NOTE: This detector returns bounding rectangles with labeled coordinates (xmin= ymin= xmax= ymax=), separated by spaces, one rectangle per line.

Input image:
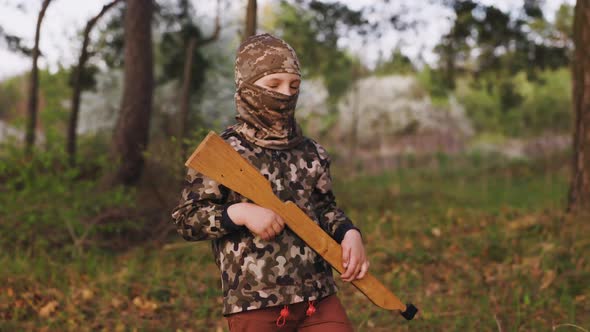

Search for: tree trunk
xmin=445 ymin=42 xmax=456 ymax=90
xmin=25 ymin=0 xmax=52 ymax=157
xmin=108 ymin=0 xmax=154 ymax=186
xmin=567 ymin=0 xmax=590 ymax=214
xmin=178 ymin=37 xmax=197 ymax=158
xmin=68 ymin=0 xmax=121 ymax=167
xmin=244 ymin=0 xmax=257 ymax=41
xmin=349 ymin=81 xmax=360 ymax=162
xmin=177 ymin=0 xmax=221 ymax=158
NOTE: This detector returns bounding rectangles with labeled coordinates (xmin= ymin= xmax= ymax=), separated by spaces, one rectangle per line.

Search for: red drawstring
xmin=276 ymin=305 xmax=289 ymax=327
xmin=306 ymin=300 xmax=316 ymax=317
xmin=275 ymin=300 xmax=316 ymax=327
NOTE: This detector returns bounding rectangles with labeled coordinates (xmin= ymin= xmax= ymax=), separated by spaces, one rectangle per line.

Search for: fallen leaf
xmin=540 ymin=242 xmax=555 ymax=252
xmin=14 ymin=299 xmax=24 ymax=308
xmin=115 ymin=322 xmax=126 ymax=332
xmin=39 ymin=300 xmax=59 ymax=318
xmin=81 ymin=288 xmax=94 ymax=301
xmin=446 ymin=208 xmax=454 ymax=219
xmin=431 ymin=227 xmax=441 ymax=237
xmin=540 ymin=270 xmax=556 ymax=290
xmin=508 ymin=215 xmax=537 ymax=231
xmin=46 ymin=288 xmax=64 ymax=299
xmin=426 ymin=282 xmax=441 ymax=296
xmin=521 ymin=257 xmax=541 ymax=270
xmin=403 ymin=240 xmax=413 ymax=250
xmin=132 ymin=296 xmax=142 ymax=307
xmin=111 ymin=297 xmax=124 ymax=309
xmin=132 ymin=296 xmax=158 ymax=311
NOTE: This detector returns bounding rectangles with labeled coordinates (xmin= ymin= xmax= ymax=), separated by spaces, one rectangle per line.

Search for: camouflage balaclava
xmin=233 ymin=33 xmax=304 ymax=150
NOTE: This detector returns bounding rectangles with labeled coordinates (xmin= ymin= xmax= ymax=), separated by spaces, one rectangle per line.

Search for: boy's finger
xmin=275 ymin=216 xmax=285 ymax=227
xmin=357 ymin=261 xmax=369 ymax=279
xmin=351 ymin=262 xmax=362 ymax=280
xmin=341 ymin=261 xmax=352 ymax=279
xmin=271 ymin=221 xmax=282 ymax=234
xmin=342 ymin=246 xmax=351 ymax=269
xmin=341 ymin=268 xmax=351 ymax=281
xmin=276 ymin=218 xmax=285 ymax=230
xmin=264 ymin=229 xmax=274 ymax=240
xmin=342 ymin=257 xmax=358 ymax=281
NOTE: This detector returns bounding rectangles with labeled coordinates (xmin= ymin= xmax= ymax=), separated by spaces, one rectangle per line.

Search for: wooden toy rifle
xmin=185 ymin=131 xmax=418 ymax=320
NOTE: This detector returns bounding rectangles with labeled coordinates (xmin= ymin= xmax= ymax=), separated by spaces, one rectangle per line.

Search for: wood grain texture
xmin=185 ymin=131 xmax=409 ymax=311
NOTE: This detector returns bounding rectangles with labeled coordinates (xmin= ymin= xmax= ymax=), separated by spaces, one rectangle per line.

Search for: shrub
xmin=0 ymin=138 xmax=136 ymax=256
xmin=456 ymin=68 xmax=572 ymax=137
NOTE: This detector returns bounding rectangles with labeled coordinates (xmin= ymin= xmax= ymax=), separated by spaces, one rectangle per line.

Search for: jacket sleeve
xmin=311 ymin=142 xmax=361 ymax=244
xmin=171 ymin=167 xmax=245 ymax=241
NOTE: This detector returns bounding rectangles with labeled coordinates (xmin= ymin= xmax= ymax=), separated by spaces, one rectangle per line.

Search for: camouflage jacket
xmin=171 ymin=125 xmax=359 ymax=315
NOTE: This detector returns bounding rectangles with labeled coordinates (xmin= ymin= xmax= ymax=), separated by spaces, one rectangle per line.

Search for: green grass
xmin=1 ymin=154 xmax=589 ymax=331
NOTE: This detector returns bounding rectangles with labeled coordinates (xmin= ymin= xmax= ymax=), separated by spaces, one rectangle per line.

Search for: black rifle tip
xmin=400 ymin=303 xmax=418 ymax=320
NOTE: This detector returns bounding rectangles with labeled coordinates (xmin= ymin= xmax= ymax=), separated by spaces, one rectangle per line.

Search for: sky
xmin=0 ymin=0 xmax=575 ymax=80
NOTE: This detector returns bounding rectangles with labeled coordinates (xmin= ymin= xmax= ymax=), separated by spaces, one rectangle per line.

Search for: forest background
xmin=0 ymin=0 xmax=589 ymax=330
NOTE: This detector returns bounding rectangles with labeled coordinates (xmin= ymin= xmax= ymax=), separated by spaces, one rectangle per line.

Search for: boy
xmin=172 ymin=33 xmax=368 ymax=331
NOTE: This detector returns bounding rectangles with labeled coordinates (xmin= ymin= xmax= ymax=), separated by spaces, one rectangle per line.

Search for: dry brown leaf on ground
xmin=81 ymin=288 xmax=94 ymax=301
xmin=425 ymin=282 xmax=441 ymax=296
xmin=111 ymin=296 xmax=125 ymax=309
xmin=115 ymin=322 xmax=126 ymax=332
xmin=508 ymin=215 xmax=538 ymax=231
xmin=403 ymin=239 xmax=414 ymax=250
xmin=431 ymin=227 xmax=442 ymax=237
xmin=540 ymin=270 xmax=556 ymax=290
xmin=132 ymin=296 xmax=158 ymax=311
xmin=38 ymin=300 xmax=59 ymax=318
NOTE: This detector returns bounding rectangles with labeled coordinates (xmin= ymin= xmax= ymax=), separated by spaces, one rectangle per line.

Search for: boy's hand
xmin=340 ymin=229 xmax=369 ymax=282
xmin=227 ymin=202 xmax=285 ymax=240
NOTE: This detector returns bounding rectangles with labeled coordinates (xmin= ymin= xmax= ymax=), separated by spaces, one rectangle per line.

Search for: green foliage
xmin=0 ymin=75 xmax=22 ymax=119
xmin=427 ymin=1 xmax=573 ymax=138
xmin=157 ymin=0 xmax=207 ymax=90
xmin=373 ymin=48 xmax=415 ymax=76
xmin=95 ymin=5 xmax=125 ymax=68
xmin=456 ymin=68 xmax=571 ymax=137
xmin=517 ymin=68 xmax=572 ymax=134
xmin=68 ymin=64 xmax=99 ymax=92
xmin=436 ymin=1 xmax=571 ymax=90
xmin=145 ymin=126 xmax=211 ymax=177
xmin=0 ymin=25 xmax=31 ymax=55
xmin=0 ymin=69 xmax=74 ymax=154
xmin=272 ymin=1 xmax=369 ymax=104
xmin=159 ymin=25 xmax=207 ymax=89
xmin=38 ymin=68 xmax=72 ymax=149
xmin=554 ymin=3 xmax=574 ymax=40
xmin=458 ymin=82 xmax=502 ymax=132
xmin=0 ymin=139 xmax=136 ymax=256
xmin=416 ymin=65 xmax=449 ymax=106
